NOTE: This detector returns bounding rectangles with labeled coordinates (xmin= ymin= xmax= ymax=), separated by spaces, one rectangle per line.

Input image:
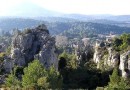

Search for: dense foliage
xmin=106 ymin=68 xmax=130 ymax=89
xmin=58 ymin=52 xmax=112 ymax=89
xmin=5 ymin=60 xmax=63 ymax=89
xmin=113 ymin=33 xmax=130 ymax=51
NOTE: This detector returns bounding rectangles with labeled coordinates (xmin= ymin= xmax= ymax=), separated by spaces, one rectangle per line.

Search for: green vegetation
xmin=59 ymin=51 xmax=78 ymax=69
xmin=105 ymin=68 xmax=130 ymax=90
xmin=5 ymin=67 xmax=21 ymax=89
xmin=5 ymin=45 xmax=11 ymax=55
xmin=58 ymin=51 xmax=111 ymax=89
xmin=22 ymin=60 xmax=46 ymax=88
xmin=1 ymin=21 xmax=130 ymax=89
xmin=0 ymin=18 xmax=130 ymax=36
xmin=5 ymin=60 xmax=63 ymax=89
xmin=0 ymin=52 xmax=5 ymax=62
xmin=22 ymin=28 xmax=32 ymax=34
xmin=113 ymin=33 xmax=130 ymax=51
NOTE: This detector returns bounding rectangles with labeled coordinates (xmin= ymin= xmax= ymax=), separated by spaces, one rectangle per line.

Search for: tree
xmin=118 ymin=78 xmax=128 ymax=90
xmin=108 ymin=68 xmax=120 ymax=88
xmin=58 ymin=57 xmax=67 ymax=71
xmin=113 ymin=33 xmax=130 ymax=51
xmin=22 ymin=60 xmax=63 ymax=89
xmin=59 ymin=52 xmax=78 ymax=69
xmin=5 ymin=66 xmax=21 ymax=89
xmin=47 ymin=66 xmax=63 ymax=89
xmin=37 ymin=77 xmax=49 ymax=89
xmin=22 ymin=60 xmax=46 ymax=89
xmin=106 ymin=68 xmax=130 ymax=89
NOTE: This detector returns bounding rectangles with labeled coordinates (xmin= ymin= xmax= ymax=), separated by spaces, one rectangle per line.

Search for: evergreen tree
xmin=5 ymin=67 xmax=21 ymax=89
xmin=108 ymin=68 xmax=120 ymax=89
xmin=37 ymin=77 xmax=49 ymax=89
xmin=22 ymin=60 xmax=46 ymax=89
xmin=22 ymin=60 xmax=63 ymax=89
xmin=47 ymin=66 xmax=63 ymax=89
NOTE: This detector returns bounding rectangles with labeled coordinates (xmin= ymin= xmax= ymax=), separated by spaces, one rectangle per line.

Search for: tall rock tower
xmin=10 ymin=24 xmax=58 ymax=69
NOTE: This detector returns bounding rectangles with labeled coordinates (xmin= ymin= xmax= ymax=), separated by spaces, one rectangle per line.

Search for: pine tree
xmin=108 ymin=68 xmax=120 ymax=89
xmin=5 ymin=66 xmax=21 ymax=89
xmin=22 ymin=60 xmax=46 ymax=89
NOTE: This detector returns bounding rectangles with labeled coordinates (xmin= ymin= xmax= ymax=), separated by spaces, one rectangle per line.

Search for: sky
xmin=0 ymin=0 xmax=130 ymax=16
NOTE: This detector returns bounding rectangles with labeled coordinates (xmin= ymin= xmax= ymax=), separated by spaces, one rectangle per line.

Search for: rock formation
xmin=107 ymin=47 xmax=120 ymax=67
xmin=9 ymin=24 xmax=58 ymax=70
xmin=93 ymin=40 xmax=130 ymax=78
xmin=119 ymin=51 xmax=130 ymax=78
xmin=93 ymin=41 xmax=106 ymax=68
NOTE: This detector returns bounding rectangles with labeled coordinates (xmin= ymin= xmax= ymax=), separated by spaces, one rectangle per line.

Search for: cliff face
xmin=93 ymin=40 xmax=130 ymax=78
xmin=4 ymin=24 xmax=58 ymax=72
xmin=119 ymin=51 xmax=130 ymax=78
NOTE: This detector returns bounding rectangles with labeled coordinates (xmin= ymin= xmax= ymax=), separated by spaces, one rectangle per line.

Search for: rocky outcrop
xmin=93 ymin=40 xmax=130 ymax=78
xmin=3 ymin=57 xmax=14 ymax=73
xmin=119 ymin=51 xmax=130 ymax=78
xmin=93 ymin=47 xmax=102 ymax=64
xmin=107 ymin=47 xmax=120 ymax=67
xmin=10 ymin=24 xmax=58 ymax=70
xmin=93 ymin=41 xmax=106 ymax=68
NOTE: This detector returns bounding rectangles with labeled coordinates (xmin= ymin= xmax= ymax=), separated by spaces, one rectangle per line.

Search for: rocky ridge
xmin=3 ymin=24 xmax=58 ymax=73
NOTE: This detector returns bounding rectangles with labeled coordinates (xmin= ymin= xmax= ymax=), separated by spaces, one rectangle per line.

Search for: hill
xmin=0 ymin=18 xmax=130 ymax=36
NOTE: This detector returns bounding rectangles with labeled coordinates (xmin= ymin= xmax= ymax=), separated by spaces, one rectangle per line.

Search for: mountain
xmin=0 ymin=18 xmax=44 ymax=32
xmin=3 ymin=2 xmax=130 ymax=22
xmin=105 ymin=15 xmax=130 ymax=22
xmin=0 ymin=18 xmax=130 ymax=36
xmin=4 ymin=2 xmax=62 ymax=17
xmin=61 ymin=14 xmax=112 ymax=21
xmin=61 ymin=14 xmax=130 ymax=22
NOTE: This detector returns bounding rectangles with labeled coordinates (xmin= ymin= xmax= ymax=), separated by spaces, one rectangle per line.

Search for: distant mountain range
xmin=0 ymin=2 xmax=130 ymax=36
xmin=1 ymin=2 xmax=130 ymax=22
xmin=0 ymin=18 xmax=130 ymax=36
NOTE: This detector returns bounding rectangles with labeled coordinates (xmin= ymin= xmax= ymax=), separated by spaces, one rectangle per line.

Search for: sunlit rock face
xmin=119 ymin=51 xmax=130 ymax=78
xmin=93 ymin=41 xmax=105 ymax=68
xmin=93 ymin=40 xmax=130 ymax=78
xmin=10 ymin=24 xmax=58 ymax=69
xmin=93 ymin=40 xmax=120 ymax=68
xmin=107 ymin=47 xmax=120 ymax=67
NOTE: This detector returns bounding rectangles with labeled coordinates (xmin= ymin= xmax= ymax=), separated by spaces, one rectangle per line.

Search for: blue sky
xmin=0 ymin=0 xmax=130 ymax=16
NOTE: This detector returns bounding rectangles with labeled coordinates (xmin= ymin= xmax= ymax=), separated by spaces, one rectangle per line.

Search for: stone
xmin=10 ymin=24 xmax=58 ymax=70
xmin=3 ymin=58 xmax=14 ymax=73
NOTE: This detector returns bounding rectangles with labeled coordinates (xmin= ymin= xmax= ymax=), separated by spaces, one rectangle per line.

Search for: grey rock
xmin=3 ymin=58 xmax=14 ymax=73
xmin=10 ymin=24 xmax=58 ymax=69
